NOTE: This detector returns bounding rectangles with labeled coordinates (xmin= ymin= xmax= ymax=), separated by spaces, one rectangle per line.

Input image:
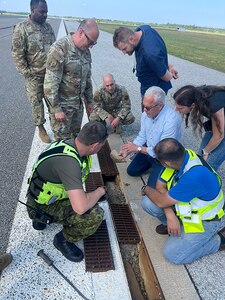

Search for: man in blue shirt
xmin=141 ymin=138 xmax=225 ymax=264
xmin=119 ymin=86 xmax=182 ymax=188
xmin=113 ymin=25 xmax=178 ymax=106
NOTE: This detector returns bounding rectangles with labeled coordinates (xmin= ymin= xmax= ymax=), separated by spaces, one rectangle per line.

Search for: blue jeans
xmin=127 ymin=153 xmax=163 ymax=188
xmin=141 ymin=196 xmax=225 ymax=264
xmin=199 ymin=131 xmax=225 ymax=171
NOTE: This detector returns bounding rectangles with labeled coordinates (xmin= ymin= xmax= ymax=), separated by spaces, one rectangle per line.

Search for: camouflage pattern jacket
xmin=12 ymin=16 xmax=55 ymax=78
xmin=44 ymin=33 xmax=93 ymax=114
xmin=93 ymin=84 xmax=131 ymax=120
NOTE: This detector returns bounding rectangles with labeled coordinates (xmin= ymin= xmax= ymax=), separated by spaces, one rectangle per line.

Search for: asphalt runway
xmin=0 ymin=16 xmax=60 ymax=253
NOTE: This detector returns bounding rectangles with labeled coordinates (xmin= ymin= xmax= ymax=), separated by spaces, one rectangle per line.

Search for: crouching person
xmin=26 ymin=121 xmax=108 ymax=262
xmin=141 ymin=138 xmax=225 ymax=264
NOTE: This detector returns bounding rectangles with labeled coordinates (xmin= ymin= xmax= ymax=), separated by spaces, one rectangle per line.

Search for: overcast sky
xmin=1 ymin=0 xmax=225 ymax=29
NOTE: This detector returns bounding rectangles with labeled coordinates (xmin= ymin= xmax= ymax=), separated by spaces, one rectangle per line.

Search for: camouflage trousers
xmin=89 ymin=109 xmax=135 ymax=125
xmin=25 ymin=75 xmax=46 ymax=126
xmin=50 ymin=105 xmax=84 ymax=140
xmin=26 ymin=196 xmax=104 ymax=243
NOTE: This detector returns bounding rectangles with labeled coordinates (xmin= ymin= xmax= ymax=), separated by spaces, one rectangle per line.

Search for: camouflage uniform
xmin=26 ymin=139 xmax=104 ymax=243
xmin=44 ymin=33 xmax=93 ymax=140
xmin=89 ymin=84 xmax=135 ymax=124
xmin=27 ymin=195 xmax=103 ymax=243
xmin=12 ymin=17 xmax=55 ymax=126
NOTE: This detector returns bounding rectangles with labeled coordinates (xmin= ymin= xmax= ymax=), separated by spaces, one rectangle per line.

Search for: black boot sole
xmin=32 ymin=221 xmax=47 ymax=231
xmin=53 ymin=236 xmax=84 ymax=262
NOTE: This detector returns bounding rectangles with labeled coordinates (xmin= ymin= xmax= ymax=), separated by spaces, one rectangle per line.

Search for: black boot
xmin=32 ymin=220 xmax=47 ymax=230
xmin=53 ymin=231 xmax=83 ymax=262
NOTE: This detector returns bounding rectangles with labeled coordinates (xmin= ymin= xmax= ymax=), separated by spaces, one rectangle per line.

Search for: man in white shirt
xmin=119 ymin=86 xmax=182 ymax=187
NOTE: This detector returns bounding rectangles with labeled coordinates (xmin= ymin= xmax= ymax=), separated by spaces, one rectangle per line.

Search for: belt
xmin=204 ymin=216 xmax=222 ymax=222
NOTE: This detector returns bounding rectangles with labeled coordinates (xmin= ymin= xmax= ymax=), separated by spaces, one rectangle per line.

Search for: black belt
xmin=204 ymin=216 xmax=222 ymax=222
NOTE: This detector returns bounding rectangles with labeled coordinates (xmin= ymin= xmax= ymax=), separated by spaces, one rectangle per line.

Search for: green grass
xmin=97 ymin=23 xmax=225 ymax=73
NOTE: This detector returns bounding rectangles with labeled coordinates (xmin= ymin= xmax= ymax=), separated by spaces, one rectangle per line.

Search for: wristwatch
xmin=201 ymin=149 xmax=209 ymax=156
xmin=137 ymin=146 xmax=142 ymax=152
xmin=141 ymin=185 xmax=147 ymax=192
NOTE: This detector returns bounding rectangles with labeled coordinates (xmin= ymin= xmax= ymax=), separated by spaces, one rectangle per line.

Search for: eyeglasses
xmin=143 ymin=104 xmax=159 ymax=111
xmin=83 ymin=30 xmax=97 ymax=46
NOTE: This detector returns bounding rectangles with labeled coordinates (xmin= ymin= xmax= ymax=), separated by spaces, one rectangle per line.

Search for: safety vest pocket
xmin=181 ymin=214 xmax=204 ymax=233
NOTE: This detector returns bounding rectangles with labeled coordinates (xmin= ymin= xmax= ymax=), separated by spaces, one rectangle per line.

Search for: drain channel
xmin=109 ymin=203 xmax=140 ymax=244
xmin=83 ymin=220 xmax=115 ymax=272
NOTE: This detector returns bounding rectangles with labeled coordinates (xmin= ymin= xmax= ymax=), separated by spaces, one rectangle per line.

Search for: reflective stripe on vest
xmin=28 ymin=140 xmax=92 ymax=205
xmin=160 ymin=149 xmax=224 ymax=229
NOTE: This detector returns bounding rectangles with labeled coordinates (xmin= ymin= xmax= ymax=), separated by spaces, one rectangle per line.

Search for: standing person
xmin=141 ymin=138 xmax=225 ymax=264
xmin=26 ymin=121 xmax=108 ymax=262
xmin=89 ymin=73 xmax=135 ymax=133
xmin=174 ymin=85 xmax=225 ymax=171
xmin=119 ymin=86 xmax=182 ymax=188
xmin=113 ymin=26 xmax=178 ymax=108
xmin=12 ymin=0 xmax=55 ymax=143
xmin=44 ymin=19 xmax=99 ymax=140
xmin=0 ymin=253 xmax=13 ymax=271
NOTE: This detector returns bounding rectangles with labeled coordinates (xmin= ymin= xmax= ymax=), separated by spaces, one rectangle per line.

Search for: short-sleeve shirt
xmin=37 ymin=139 xmax=83 ymax=191
xmin=159 ymin=152 xmax=221 ymax=202
xmin=206 ymin=91 xmax=225 ymax=116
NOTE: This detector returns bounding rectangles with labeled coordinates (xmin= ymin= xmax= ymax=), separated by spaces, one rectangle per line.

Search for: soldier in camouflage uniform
xmin=44 ymin=19 xmax=99 ymax=140
xmin=26 ymin=121 xmax=108 ymax=262
xmin=89 ymin=73 xmax=135 ymax=133
xmin=12 ymin=0 xmax=55 ymax=143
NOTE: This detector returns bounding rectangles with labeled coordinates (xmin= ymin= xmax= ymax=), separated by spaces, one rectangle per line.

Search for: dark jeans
xmin=127 ymin=152 xmax=163 ymax=188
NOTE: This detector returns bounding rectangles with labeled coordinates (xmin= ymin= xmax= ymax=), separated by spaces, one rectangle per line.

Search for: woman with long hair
xmin=173 ymin=85 xmax=225 ymax=171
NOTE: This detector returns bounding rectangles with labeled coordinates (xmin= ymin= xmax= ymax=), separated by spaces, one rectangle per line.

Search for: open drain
xmin=97 ymin=141 xmax=118 ymax=179
xmin=83 ymin=220 xmax=115 ymax=272
xmin=109 ymin=203 xmax=140 ymax=244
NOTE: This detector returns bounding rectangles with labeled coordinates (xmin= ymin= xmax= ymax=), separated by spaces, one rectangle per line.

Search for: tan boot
xmin=0 ymin=253 xmax=13 ymax=271
xmin=38 ymin=125 xmax=51 ymax=143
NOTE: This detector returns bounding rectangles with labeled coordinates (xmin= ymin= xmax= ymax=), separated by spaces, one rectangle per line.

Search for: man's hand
xmin=111 ymin=116 xmax=121 ymax=128
xmin=120 ymin=141 xmax=138 ymax=156
xmin=105 ymin=114 xmax=114 ymax=125
xmin=169 ymin=64 xmax=179 ymax=79
xmin=96 ymin=186 xmax=106 ymax=199
xmin=55 ymin=111 xmax=67 ymax=121
xmin=118 ymin=149 xmax=129 ymax=158
xmin=86 ymin=103 xmax=93 ymax=114
xmin=167 ymin=214 xmax=181 ymax=236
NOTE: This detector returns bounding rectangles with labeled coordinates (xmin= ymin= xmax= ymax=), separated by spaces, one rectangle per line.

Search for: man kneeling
xmin=26 ymin=121 xmax=108 ymax=262
xmin=141 ymin=138 xmax=225 ymax=264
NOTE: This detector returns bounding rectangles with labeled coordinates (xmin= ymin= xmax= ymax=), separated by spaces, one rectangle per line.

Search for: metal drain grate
xmin=85 ymin=172 xmax=104 ymax=192
xmin=97 ymin=141 xmax=118 ymax=179
xmin=83 ymin=220 xmax=115 ymax=272
xmin=109 ymin=204 xmax=140 ymax=244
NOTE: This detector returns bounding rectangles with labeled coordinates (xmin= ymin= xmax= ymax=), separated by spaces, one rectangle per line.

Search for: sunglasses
xmin=143 ymin=104 xmax=159 ymax=111
xmin=83 ymin=30 xmax=97 ymax=46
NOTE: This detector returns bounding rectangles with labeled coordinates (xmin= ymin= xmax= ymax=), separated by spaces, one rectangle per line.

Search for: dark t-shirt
xmin=135 ymin=25 xmax=172 ymax=95
xmin=35 ymin=139 xmax=83 ymax=192
xmin=207 ymin=91 xmax=225 ymax=115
